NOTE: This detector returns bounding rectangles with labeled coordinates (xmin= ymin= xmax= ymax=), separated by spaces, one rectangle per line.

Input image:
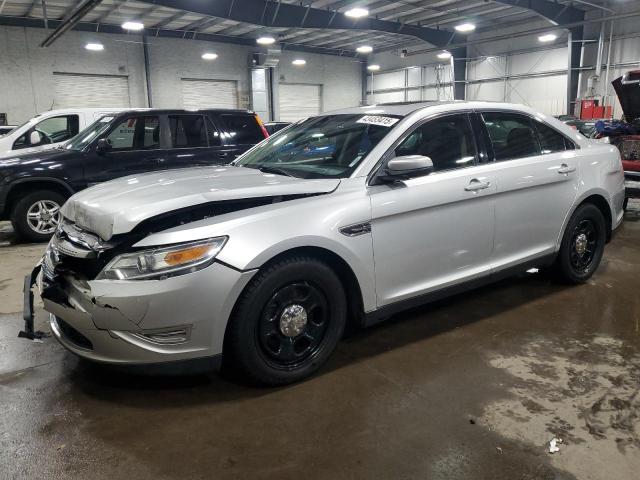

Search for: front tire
xmin=10 ymin=190 xmax=65 ymax=242
xmin=224 ymin=256 xmax=347 ymax=386
xmin=554 ymin=203 xmax=606 ymax=283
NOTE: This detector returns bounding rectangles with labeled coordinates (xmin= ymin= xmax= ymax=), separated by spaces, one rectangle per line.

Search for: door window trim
xmin=366 ymin=110 xmax=479 ymax=186
xmin=477 ymin=109 xmax=579 ymax=163
xmin=167 ymin=113 xmax=212 ymax=151
xmin=99 ymin=114 xmax=164 ymax=153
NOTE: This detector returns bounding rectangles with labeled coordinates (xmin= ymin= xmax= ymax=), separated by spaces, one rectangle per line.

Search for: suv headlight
xmin=97 ymin=237 xmax=228 ymax=280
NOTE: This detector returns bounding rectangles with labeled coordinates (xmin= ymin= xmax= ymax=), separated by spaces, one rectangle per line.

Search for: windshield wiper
xmin=257 ymin=165 xmax=298 ymax=178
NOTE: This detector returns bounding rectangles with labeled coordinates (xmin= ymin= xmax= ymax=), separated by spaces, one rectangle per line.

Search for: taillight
xmin=255 ymin=114 xmax=269 ymax=138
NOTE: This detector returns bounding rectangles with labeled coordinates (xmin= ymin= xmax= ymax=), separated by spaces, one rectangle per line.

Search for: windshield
xmin=234 ymin=114 xmax=401 ymax=179
xmin=65 ymin=115 xmax=116 ymax=151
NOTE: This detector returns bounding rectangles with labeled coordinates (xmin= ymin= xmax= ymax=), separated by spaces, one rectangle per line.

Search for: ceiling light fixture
xmin=437 ymin=50 xmax=452 ymax=59
xmin=85 ymin=42 xmax=104 ymax=51
xmin=292 ymin=59 xmax=306 ymax=66
xmin=367 ymin=64 xmax=380 ymax=71
xmin=538 ymin=33 xmax=557 ymax=42
xmin=356 ymin=45 xmax=373 ymax=54
xmin=454 ymin=23 xmax=476 ymax=33
xmin=121 ymin=21 xmax=144 ymax=31
xmin=201 ymin=52 xmax=218 ymax=60
xmin=256 ymin=36 xmax=276 ymax=45
xmin=345 ymin=7 xmax=369 ymax=18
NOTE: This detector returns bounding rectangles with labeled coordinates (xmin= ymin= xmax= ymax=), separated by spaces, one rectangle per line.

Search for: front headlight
xmin=97 ymin=237 xmax=228 ymax=280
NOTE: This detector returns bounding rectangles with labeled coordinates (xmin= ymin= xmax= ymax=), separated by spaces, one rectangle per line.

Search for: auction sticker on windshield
xmin=356 ymin=115 xmax=400 ymax=127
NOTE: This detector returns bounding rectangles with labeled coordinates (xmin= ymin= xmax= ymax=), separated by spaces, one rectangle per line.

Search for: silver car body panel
xmin=61 ymin=166 xmax=340 ymax=240
xmin=40 ymin=101 xmax=625 ymax=364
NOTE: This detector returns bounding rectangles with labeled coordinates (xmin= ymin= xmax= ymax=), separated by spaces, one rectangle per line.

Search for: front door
xmin=83 ymin=114 xmax=166 ymax=186
xmin=369 ymin=113 xmax=496 ymax=308
xmin=479 ymin=111 xmax=580 ymax=270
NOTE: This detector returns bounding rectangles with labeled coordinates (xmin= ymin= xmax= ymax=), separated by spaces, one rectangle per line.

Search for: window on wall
xmin=395 ymin=114 xmax=477 ymax=172
xmin=482 ymin=112 xmax=540 ymax=161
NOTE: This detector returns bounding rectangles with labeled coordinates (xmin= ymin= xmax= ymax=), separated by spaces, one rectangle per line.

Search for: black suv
xmin=0 ymin=109 xmax=268 ymax=242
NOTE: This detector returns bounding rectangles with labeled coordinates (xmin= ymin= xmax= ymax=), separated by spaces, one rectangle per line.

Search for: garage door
xmin=279 ymin=83 xmax=321 ymax=122
xmin=181 ymin=79 xmax=239 ymax=109
xmin=53 ymin=73 xmax=131 ymax=108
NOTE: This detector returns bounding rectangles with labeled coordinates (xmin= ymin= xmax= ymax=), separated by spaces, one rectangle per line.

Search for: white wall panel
xmin=53 ymin=73 xmax=131 ymax=108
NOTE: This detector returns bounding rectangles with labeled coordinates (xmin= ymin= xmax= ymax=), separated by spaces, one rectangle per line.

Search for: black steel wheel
xmin=224 ymin=256 xmax=347 ymax=385
xmin=258 ymin=282 xmax=330 ymax=369
xmin=555 ymin=203 xmax=606 ymax=283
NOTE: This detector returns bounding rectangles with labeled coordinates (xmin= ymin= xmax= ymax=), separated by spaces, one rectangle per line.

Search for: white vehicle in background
xmin=0 ymin=125 xmax=17 ymax=136
xmin=0 ymin=108 xmax=124 ymax=159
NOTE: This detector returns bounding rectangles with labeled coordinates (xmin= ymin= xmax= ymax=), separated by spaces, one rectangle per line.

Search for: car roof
xmin=324 ymin=100 xmax=558 ymax=118
xmin=111 ymin=108 xmax=256 ymax=116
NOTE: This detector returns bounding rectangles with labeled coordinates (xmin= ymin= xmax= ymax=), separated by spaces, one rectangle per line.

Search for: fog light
xmin=134 ymin=327 xmax=191 ymax=345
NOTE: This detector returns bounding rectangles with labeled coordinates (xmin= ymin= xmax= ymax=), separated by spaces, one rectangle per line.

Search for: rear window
xmin=220 ymin=114 xmax=264 ymax=144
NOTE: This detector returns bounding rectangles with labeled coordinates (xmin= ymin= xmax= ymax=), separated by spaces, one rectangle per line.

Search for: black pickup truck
xmin=0 ymin=108 xmax=268 ymax=241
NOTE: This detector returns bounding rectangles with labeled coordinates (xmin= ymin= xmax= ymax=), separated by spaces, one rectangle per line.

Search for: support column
xmin=142 ymin=32 xmax=153 ymax=107
xmin=452 ymin=47 xmax=467 ymax=100
xmin=567 ymin=26 xmax=583 ymax=116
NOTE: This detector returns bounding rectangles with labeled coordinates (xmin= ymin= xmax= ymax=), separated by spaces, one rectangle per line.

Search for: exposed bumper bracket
xmin=18 ymin=265 xmax=49 ymax=340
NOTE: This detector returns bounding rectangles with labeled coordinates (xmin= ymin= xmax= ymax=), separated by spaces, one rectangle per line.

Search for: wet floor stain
xmin=482 ymin=334 xmax=640 ymax=479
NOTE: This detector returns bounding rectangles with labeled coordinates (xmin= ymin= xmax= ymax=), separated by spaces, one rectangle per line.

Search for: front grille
xmin=55 ymin=317 xmax=93 ymax=350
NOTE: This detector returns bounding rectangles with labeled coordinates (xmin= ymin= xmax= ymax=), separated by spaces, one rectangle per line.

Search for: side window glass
xmin=206 ymin=118 xmax=222 ymax=147
xmin=394 ymin=114 xmax=477 ymax=172
xmin=13 ymin=133 xmax=29 ymax=150
xmin=106 ymin=117 xmax=137 ymax=151
xmin=220 ymin=114 xmax=264 ymax=144
xmin=535 ymin=121 xmax=567 ymax=154
xmin=483 ymin=112 xmax=540 ymax=161
xmin=141 ymin=116 xmax=160 ymax=150
xmin=169 ymin=115 xmax=208 ymax=148
xmin=36 ymin=115 xmax=80 ymax=143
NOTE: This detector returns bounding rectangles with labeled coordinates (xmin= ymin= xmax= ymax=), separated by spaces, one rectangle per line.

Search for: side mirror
xmin=29 ymin=130 xmax=42 ymax=145
xmin=96 ymin=138 xmax=112 ymax=154
xmin=373 ymin=155 xmax=434 ymax=184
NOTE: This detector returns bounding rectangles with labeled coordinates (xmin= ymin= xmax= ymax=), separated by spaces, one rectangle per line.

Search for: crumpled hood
xmin=62 ymin=166 xmax=340 ymax=240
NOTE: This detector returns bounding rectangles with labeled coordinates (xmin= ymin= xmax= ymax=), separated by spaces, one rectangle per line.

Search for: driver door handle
xmin=464 ymin=178 xmax=491 ymax=192
xmin=558 ymin=164 xmax=576 ymax=175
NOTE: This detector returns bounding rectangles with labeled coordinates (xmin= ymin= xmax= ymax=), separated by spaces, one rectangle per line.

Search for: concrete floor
xmin=1 ymin=205 xmax=639 ymax=480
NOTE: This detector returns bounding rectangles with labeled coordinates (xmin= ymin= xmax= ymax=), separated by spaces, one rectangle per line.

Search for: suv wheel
xmin=11 ymin=190 xmax=65 ymax=242
xmin=225 ymin=256 xmax=347 ymax=386
xmin=555 ymin=203 xmax=606 ymax=283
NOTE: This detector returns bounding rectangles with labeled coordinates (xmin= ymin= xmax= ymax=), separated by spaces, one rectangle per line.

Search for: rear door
xmin=217 ymin=112 xmax=267 ymax=159
xmin=480 ymin=110 xmax=580 ymax=271
xmin=164 ymin=113 xmax=233 ymax=168
xmin=82 ymin=114 xmax=166 ymax=186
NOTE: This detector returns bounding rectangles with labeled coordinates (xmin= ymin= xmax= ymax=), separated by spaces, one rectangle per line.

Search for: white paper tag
xmin=356 ymin=115 xmax=400 ymax=127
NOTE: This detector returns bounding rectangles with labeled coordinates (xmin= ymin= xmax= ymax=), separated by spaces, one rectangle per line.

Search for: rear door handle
xmin=464 ymin=178 xmax=491 ymax=192
xmin=558 ymin=164 xmax=576 ymax=174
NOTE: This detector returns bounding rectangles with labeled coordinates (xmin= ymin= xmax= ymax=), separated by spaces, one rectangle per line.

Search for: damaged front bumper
xmin=23 ymin=247 xmax=256 ymax=366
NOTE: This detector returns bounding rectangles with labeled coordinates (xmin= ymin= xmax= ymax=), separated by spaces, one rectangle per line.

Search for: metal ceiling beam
xmin=492 ymin=0 xmax=585 ymax=25
xmin=151 ymin=10 xmax=184 ymax=28
xmin=0 ymin=14 xmax=362 ymax=58
xmin=135 ymin=0 xmax=462 ymax=47
xmin=40 ymin=0 xmax=104 ymax=46
xmin=94 ymin=0 xmax=127 ymax=24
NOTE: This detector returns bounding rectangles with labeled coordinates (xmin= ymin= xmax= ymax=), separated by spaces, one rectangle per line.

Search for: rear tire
xmin=10 ymin=190 xmax=65 ymax=242
xmin=224 ymin=256 xmax=347 ymax=386
xmin=554 ymin=203 xmax=606 ymax=284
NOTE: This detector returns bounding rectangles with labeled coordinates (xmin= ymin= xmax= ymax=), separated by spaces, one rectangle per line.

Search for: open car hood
xmin=612 ymin=70 xmax=640 ymax=122
xmin=61 ymin=166 xmax=340 ymax=240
